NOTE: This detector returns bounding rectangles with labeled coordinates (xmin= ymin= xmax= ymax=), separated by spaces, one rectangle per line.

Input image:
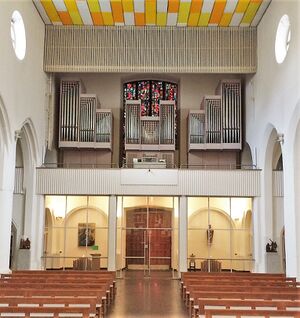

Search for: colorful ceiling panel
xmin=33 ymin=0 xmax=271 ymax=27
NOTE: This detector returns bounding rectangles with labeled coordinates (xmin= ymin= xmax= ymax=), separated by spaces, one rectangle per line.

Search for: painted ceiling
xmin=33 ymin=0 xmax=271 ymax=27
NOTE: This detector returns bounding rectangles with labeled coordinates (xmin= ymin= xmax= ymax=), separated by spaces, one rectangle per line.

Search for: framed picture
xmin=78 ymin=223 xmax=95 ymax=247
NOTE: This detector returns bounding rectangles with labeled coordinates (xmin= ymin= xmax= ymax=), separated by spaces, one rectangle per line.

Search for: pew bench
xmin=191 ymin=299 xmax=300 ymax=318
xmin=203 ymin=308 xmax=300 ymax=318
xmin=0 ymin=305 xmax=95 ymax=318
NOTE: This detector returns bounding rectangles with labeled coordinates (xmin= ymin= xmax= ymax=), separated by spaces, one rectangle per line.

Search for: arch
xmin=19 ymin=118 xmax=39 ymax=167
xmin=64 ymin=205 xmax=108 ymax=227
xmin=188 ymin=207 xmax=236 ymax=229
xmin=0 ymin=95 xmax=12 ymax=152
xmin=261 ymin=124 xmax=281 ymax=241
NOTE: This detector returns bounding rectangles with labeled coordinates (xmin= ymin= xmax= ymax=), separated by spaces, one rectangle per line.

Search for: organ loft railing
xmin=59 ymin=79 xmax=113 ymax=150
xmin=188 ymin=79 xmax=242 ymax=151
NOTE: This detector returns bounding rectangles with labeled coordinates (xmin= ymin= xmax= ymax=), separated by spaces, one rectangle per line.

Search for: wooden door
xmin=126 ymin=207 xmax=172 ymax=268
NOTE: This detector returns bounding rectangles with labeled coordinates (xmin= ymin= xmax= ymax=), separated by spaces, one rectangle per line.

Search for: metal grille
xmin=45 ymin=26 xmax=257 ymax=73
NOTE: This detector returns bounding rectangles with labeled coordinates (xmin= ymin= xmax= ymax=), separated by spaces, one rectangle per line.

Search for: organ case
xmin=188 ymin=79 xmax=242 ymax=151
xmin=59 ymin=79 xmax=112 ymax=150
xmin=125 ymin=100 xmax=175 ymax=151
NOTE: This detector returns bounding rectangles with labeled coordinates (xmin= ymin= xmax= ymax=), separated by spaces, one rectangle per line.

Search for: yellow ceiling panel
xmin=219 ymin=12 xmax=232 ymax=26
xmin=87 ymin=0 xmax=100 ymax=12
xmin=235 ymin=0 xmax=250 ymax=13
xmin=122 ymin=0 xmax=134 ymax=11
xmin=178 ymin=0 xmax=192 ymax=25
xmin=64 ymin=0 xmax=83 ymax=24
xmin=146 ymin=0 xmax=157 ymax=25
xmin=102 ymin=11 xmax=115 ymax=25
xmin=157 ymin=12 xmax=167 ymax=25
xmin=40 ymin=0 xmax=61 ymax=23
xmin=33 ymin=0 xmax=271 ymax=27
xmin=240 ymin=0 xmax=262 ymax=25
xmin=198 ymin=12 xmax=210 ymax=26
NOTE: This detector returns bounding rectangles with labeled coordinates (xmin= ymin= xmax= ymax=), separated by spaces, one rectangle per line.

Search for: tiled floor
xmin=107 ymin=270 xmax=188 ymax=318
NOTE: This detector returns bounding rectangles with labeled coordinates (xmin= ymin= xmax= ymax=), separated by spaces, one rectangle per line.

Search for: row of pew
xmin=0 ymin=270 xmax=116 ymax=317
xmin=181 ymin=271 xmax=300 ymax=318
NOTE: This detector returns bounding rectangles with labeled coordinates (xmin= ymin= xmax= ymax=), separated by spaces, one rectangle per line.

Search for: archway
xmin=0 ymin=95 xmax=15 ymax=273
xmin=11 ymin=119 xmax=39 ymax=269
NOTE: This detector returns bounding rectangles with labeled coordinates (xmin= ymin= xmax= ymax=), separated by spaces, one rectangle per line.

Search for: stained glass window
xmin=124 ymin=80 xmax=177 ymax=117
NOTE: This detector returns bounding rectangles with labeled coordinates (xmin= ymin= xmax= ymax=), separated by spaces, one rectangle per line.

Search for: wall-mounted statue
xmin=266 ymin=239 xmax=277 ymax=253
xmin=207 ymin=224 xmax=214 ymax=246
xmin=19 ymin=237 xmax=31 ymax=249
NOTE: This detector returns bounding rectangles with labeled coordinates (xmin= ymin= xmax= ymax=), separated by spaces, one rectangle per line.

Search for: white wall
xmin=0 ymin=1 xmax=46 ymax=271
xmin=246 ymin=0 xmax=300 ymax=278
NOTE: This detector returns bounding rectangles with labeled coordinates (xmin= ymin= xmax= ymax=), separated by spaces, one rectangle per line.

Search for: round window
xmin=275 ymin=15 xmax=291 ymax=64
xmin=10 ymin=11 xmax=26 ymax=60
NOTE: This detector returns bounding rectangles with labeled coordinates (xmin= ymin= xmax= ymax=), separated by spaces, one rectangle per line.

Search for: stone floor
xmin=107 ymin=270 xmax=188 ymax=318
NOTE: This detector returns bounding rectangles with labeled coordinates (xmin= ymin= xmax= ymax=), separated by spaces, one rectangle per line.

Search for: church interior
xmin=0 ymin=0 xmax=299 ymax=316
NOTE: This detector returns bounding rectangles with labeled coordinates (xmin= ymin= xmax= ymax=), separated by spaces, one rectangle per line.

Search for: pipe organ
xmin=125 ymin=100 xmax=175 ymax=151
xmin=189 ymin=79 xmax=241 ymax=151
xmin=59 ymin=79 xmax=113 ymax=149
xmin=216 ymin=79 xmax=241 ymax=146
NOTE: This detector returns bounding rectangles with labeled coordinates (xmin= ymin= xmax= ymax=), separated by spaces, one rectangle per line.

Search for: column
xmin=252 ymin=197 xmax=265 ymax=272
xmin=179 ymin=196 xmax=188 ymax=273
xmin=31 ymin=195 xmax=45 ymax=269
xmin=282 ymin=144 xmax=298 ymax=278
xmin=0 ymin=189 xmax=14 ymax=273
xmin=0 ymin=147 xmax=16 ymax=273
xmin=108 ymin=195 xmax=117 ymax=271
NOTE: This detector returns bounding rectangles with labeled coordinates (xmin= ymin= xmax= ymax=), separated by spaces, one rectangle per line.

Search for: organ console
xmin=188 ymin=79 xmax=242 ymax=151
xmin=59 ymin=79 xmax=113 ymax=149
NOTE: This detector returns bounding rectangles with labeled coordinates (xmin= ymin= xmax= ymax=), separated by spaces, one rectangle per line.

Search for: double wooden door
xmin=126 ymin=207 xmax=172 ymax=270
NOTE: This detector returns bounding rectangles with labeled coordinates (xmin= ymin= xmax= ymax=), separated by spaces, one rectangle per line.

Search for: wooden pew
xmin=190 ymin=291 xmax=300 ymax=318
xmin=203 ymin=308 xmax=300 ymax=317
xmin=0 ymin=305 xmax=94 ymax=318
xmin=193 ymin=299 xmax=300 ymax=317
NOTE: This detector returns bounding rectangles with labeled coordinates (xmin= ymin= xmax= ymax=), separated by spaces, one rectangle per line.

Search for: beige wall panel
xmin=36 ymin=168 xmax=260 ymax=197
xmin=45 ymin=26 xmax=257 ymax=73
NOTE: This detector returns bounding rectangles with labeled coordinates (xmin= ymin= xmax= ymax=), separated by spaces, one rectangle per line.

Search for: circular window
xmin=275 ymin=15 xmax=291 ymax=64
xmin=10 ymin=11 xmax=26 ymax=60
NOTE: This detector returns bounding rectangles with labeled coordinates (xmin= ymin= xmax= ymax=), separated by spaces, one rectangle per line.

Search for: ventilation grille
xmin=44 ymin=26 xmax=257 ymax=73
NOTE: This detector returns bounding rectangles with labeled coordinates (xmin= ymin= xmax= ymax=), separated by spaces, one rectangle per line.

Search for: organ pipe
xmin=188 ymin=79 xmax=241 ymax=150
xmin=59 ymin=79 xmax=112 ymax=149
xmin=124 ymin=100 xmax=175 ymax=150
